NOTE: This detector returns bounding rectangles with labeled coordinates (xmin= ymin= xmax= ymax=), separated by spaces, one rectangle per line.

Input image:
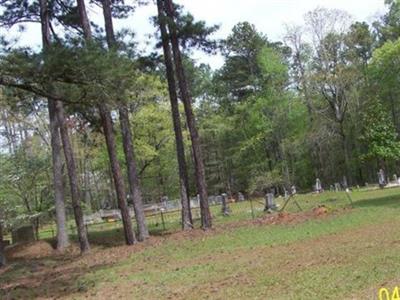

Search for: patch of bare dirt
xmin=313 ymin=205 xmax=329 ymax=216
xmin=6 ymin=241 xmax=55 ymax=260
xmin=219 ymin=205 xmax=347 ymax=231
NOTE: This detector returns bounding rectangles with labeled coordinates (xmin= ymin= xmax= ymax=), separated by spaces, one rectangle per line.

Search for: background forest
xmin=1 ymin=0 xmax=400 ymax=249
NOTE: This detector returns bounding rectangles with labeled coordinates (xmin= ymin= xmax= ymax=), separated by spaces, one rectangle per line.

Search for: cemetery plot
xmin=1 ymin=187 xmax=400 ymax=299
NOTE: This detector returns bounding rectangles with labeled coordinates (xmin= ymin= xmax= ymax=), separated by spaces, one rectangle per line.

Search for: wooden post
xmin=345 ymin=191 xmax=354 ymax=207
xmin=160 ymin=211 xmax=166 ymax=231
xmin=249 ymin=198 xmax=255 ymax=219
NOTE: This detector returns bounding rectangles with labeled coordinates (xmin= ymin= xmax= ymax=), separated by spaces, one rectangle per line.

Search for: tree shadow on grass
xmin=81 ymin=218 xmax=204 ymax=248
xmin=80 ymin=225 xmax=179 ymax=248
xmin=352 ymin=194 xmax=400 ymax=209
xmin=0 ymin=254 xmax=112 ymax=299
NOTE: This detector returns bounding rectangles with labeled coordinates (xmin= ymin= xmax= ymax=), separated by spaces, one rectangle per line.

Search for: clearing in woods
xmin=1 ymin=188 xmax=400 ymax=299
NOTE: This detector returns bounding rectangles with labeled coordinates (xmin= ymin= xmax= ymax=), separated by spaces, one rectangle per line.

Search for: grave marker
xmin=12 ymin=225 xmax=35 ymax=244
xmin=378 ymin=169 xmax=386 ymax=188
xmin=264 ymin=193 xmax=277 ymax=213
xmin=315 ymin=178 xmax=322 ymax=193
xmin=221 ymin=193 xmax=230 ymax=216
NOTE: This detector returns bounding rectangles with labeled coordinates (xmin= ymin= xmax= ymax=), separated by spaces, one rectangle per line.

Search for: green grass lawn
xmin=2 ymin=187 xmax=400 ymax=299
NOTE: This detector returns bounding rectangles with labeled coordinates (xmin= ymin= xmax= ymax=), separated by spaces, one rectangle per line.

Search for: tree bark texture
xmin=157 ymin=0 xmax=193 ymax=229
xmin=55 ymin=101 xmax=90 ymax=253
xmin=99 ymin=105 xmax=136 ymax=245
xmin=40 ymin=0 xmax=69 ymax=251
xmin=164 ymin=0 xmax=212 ymax=229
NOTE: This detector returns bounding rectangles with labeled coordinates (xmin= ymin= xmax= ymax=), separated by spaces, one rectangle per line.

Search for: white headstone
xmin=238 ymin=192 xmax=245 ymax=202
xmin=291 ymin=185 xmax=297 ymax=195
xmin=378 ymin=169 xmax=386 ymax=187
xmin=315 ymin=178 xmax=322 ymax=193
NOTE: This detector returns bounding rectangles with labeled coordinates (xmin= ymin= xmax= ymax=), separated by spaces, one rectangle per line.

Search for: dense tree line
xmin=0 ymin=0 xmax=400 ymax=263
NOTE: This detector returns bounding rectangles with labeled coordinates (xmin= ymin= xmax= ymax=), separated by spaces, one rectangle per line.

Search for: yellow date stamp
xmin=379 ymin=287 xmax=400 ymax=300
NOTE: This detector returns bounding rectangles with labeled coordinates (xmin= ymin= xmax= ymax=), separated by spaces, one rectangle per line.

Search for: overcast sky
xmin=3 ymin=0 xmax=387 ymax=69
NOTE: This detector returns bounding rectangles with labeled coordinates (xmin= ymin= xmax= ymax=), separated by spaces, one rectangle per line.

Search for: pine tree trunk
xmin=55 ymin=101 xmax=90 ymax=253
xmin=119 ymin=106 xmax=149 ymax=240
xmin=40 ymin=0 xmax=70 ymax=251
xmin=76 ymin=0 xmax=136 ymax=245
xmin=157 ymin=0 xmax=192 ymax=229
xmin=339 ymin=122 xmax=351 ymax=187
xmin=47 ymin=100 xmax=70 ymax=250
xmin=99 ymin=105 xmax=136 ymax=245
xmin=101 ymin=0 xmax=149 ymax=240
xmin=101 ymin=0 xmax=115 ymax=49
xmin=164 ymin=0 xmax=212 ymax=229
xmin=77 ymin=0 xmax=92 ymax=39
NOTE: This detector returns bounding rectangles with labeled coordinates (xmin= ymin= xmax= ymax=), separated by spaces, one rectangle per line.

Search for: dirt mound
xmin=277 ymin=212 xmax=291 ymax=221
xmin=6 ymin=241 xmax=54 ymax=260
xmin=250 ymin=205 xmax=337 ymax=227
xmin=253 ymin=212 xmax=299 ymax=226
xmin=313 ymin=206 xmax=328 ymax=216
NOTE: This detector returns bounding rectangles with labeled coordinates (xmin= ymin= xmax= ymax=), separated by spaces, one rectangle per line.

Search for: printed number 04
xmin=379 ymin=287 xmax=400 ymax=300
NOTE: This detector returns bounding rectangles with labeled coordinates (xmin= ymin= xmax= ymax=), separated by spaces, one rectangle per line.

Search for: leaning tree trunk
xmin=55 ymin=101 xmax=90 ymax=253
xmin=40 ymin=0 xmax=69 ymax=251
xmin=99 ymin=105 xmax=136 ymax=245
xmin=101 ymin=0 xmax=149 ymax=240
xmin=119 ymin=106 xmax=149 ymax=240
xmin=76 ymin=0 xmax=136 ymax=245
xmin=157 ymin=0 xmax=192 ymax=229
xmin=164 ymin=0 xmax=211 ymax=229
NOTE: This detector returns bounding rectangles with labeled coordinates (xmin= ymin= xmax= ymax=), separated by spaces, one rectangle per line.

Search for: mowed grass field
xmin=2 ymin=187 xmax=400 ymax=299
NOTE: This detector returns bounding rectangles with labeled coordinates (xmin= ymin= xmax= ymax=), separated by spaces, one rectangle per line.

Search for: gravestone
xmin=315 ymin=178 xmax=322 ymax=193
xmin=393 ymin=174 xmax=398 ymax=185
xmin=264 ymin=193 xmax=277 ymax=213
xmin=190 ymin=197 xmax=199 ymax=208
xmin=238 ymin=192 xmax=245 ymax=202
xmin=334 ymin=183 xmax=341 ymax=192
xmin=161 ymin=195 xmax=169 ymax=209
xmin=221 ymin=193 xmax=230 ymax=216
xmin=378 ymin=169 xmax=386 ymax=188
xmin=12 ymin=225 xmax=35 ymax=244
xmin=342 ymin=176 xmax=348 ymax=189
xmin=291 ymin=185 xmax=297 ymax=195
